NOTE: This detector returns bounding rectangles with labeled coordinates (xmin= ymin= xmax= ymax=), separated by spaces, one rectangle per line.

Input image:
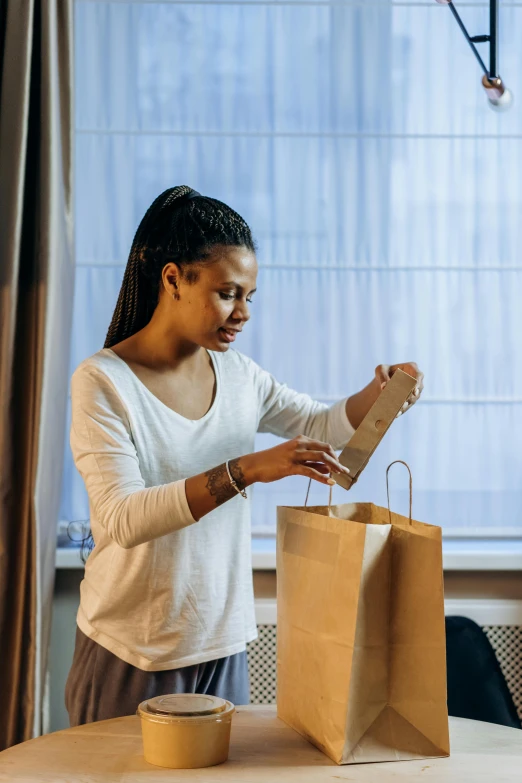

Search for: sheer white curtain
xmin=61 ymin=0 xmax=522 ymax=538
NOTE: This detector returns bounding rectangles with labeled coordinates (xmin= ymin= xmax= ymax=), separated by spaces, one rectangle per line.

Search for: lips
xmin=219 ymin=328 xmax=240 ymax=343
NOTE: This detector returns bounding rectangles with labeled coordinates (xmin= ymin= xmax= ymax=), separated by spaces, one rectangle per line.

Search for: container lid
xmin=144 ymin=694 xmax=228 ymax=717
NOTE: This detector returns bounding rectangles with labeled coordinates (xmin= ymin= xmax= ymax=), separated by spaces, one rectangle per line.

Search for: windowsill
xmin=55 ymin=536 xmax=522 ymax=571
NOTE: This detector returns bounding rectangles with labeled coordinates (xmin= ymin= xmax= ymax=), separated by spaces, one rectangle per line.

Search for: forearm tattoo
xmin=229 ymin=458 xmax=246 ymax=491
xmin=204 ymin=458 xmax=247 ymax=507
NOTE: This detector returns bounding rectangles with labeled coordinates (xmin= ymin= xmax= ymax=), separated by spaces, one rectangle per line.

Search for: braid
xmin=103 ymin=186 xmax=255 ymax=349
xmin=104 ymin=251 xmax=139 ymax=348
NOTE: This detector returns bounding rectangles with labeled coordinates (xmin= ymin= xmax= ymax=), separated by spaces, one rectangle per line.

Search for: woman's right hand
xmin=251 ymin=435 xmax=350 ymax=486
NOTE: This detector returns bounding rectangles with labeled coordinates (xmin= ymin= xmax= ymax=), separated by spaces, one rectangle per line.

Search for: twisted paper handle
xmin=304 ymin=477 xmax=334 ymax=514
xmin=304 ymin=460 xmax=413 ymax=526
xmin=386 ymin=460 xmax=413 ymax=526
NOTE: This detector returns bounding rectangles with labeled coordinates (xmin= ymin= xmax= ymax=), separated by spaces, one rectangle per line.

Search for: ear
xmin=162 ymin=262 xmax=182 ymax=297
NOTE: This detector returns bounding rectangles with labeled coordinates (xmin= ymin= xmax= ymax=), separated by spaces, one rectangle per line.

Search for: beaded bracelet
xmin=225 ymin=460 xmax=248 ymax=499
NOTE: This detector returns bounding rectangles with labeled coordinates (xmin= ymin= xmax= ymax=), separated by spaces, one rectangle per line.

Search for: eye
xmin=220 ymin=292 xmax=255 ymax=303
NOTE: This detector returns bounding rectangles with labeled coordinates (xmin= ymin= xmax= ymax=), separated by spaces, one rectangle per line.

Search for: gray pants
xmin=65 ymin=626 xmax=250 ymax=727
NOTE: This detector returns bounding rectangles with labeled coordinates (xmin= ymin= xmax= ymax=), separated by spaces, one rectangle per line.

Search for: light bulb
xmin=482 ymin=75 xmax=514 ymax=111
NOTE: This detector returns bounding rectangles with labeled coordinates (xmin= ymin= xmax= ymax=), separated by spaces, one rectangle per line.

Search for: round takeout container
xmin=137 ymin=693 xmax=235 ymax=769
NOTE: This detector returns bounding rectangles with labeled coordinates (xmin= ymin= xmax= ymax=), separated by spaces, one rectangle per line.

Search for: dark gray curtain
xmin=0 ymin=0 xmax=74 ymax=749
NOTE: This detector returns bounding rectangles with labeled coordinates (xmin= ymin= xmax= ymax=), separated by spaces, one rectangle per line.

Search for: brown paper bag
xmin=276 ymin=462 xmax=450 ymax=765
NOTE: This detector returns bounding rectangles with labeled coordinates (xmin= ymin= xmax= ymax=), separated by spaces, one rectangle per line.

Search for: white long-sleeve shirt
xmin=70 ymin=346 xmax=355 ymax=671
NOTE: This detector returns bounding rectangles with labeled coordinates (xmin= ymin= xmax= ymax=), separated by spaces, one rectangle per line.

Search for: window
xmin=60 ymin=0 xmax=522 ymax=539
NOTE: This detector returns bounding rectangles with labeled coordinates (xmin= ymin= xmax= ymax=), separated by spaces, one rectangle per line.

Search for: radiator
xmin=247 ymin=623 xmax=522 ymax=720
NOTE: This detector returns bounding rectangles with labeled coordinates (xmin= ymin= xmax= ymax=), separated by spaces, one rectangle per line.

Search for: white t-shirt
xmin=70 ymin=347 xmax=355 ymax=671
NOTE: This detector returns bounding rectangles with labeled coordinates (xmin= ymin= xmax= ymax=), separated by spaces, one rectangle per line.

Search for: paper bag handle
xmin=304 ymin=477 xmax=333 ymax=513
xmin=386 ymin=460 xmax=413 ymax=526
xmin=303 ymin=461 xmax=413 ymax=523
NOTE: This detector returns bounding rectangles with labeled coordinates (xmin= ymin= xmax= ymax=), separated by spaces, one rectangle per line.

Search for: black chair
xmin=445 ymin=616 xmax=521 ymax=728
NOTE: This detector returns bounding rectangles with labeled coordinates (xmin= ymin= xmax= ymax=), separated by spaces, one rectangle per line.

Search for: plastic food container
xmin=137 ymin=693 xmax=235 ymax=769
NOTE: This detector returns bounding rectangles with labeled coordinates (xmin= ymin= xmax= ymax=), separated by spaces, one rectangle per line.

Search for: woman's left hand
xmin=375 ymin=362 xmax=424 ymax=417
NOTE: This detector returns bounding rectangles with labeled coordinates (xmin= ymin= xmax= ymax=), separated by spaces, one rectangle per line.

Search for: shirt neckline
xmin=103 ymin=347 xmax=221 ymax=424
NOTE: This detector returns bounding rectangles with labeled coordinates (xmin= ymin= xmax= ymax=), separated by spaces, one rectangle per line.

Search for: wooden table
xmin=1 ymin=706 xmax=521 ymax=782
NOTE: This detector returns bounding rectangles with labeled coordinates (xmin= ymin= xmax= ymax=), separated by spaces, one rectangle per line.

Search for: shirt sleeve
xmin=249 ymin=358 xmax=355 ymax=449
xmin=70 ymin=365 xmax=197 ymax=549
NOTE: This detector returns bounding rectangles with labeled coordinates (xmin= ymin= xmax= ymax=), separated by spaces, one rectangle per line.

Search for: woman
xmin=65 ymin=186 xmax=423 ymax=726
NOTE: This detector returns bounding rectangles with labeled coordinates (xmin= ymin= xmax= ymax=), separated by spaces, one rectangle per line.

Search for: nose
xmin=232 ymin=298 xmax=251 ymax=324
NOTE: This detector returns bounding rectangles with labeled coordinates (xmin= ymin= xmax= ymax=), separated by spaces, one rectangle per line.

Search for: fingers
xmin=295 ymin=464 xmax=337 ymax=485
xmin=303 ymin=461 xmax=332 ymax=475
xmin=375 ymin=364 xmax=391 ymax=390
xmin=394 ymin=361 xmax=418 ymax=380
xmin=295 ymin=449 xmax=350 ymax=476
xmin=387 ymin=363 xmax=423 ymax=386
xmin=295 ymin=436 xmax=337 ymax=456
xmin=395 ymin=385 xmax=423 ymax=418
xmin=292 ymin=437 xmax=350 ymax=479
xmin=396 ymin=397 xmax=414 ymax=417
xmin=294 ymin=437 xmax=344 ymax=466
xmin=380 ymin=364 xmax=424 ymax=417
xmin=411 ymin=367 xmax=424 ymax=397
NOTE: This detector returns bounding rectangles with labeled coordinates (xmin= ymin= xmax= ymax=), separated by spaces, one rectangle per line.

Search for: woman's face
xmin=162 ymin=245 xmax=258 ymax=351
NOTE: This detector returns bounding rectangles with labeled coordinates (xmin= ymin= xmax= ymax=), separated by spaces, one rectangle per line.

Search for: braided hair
xmin=104 ymin=185 xmax=256 ymax=348
xmin=78 ymin=186 xmax=256 ymax=560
